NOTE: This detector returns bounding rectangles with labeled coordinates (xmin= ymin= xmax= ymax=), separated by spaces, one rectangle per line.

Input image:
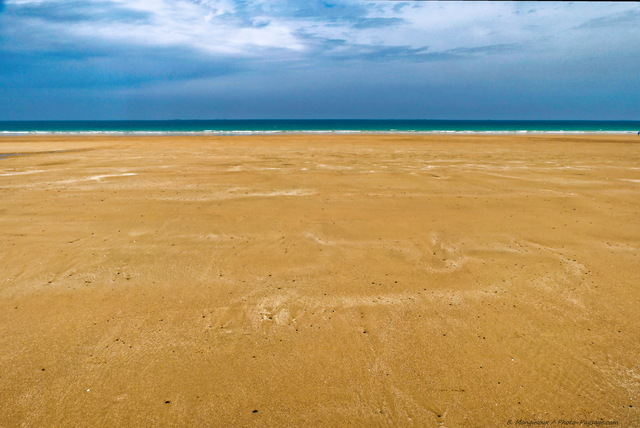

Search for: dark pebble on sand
xmin=252 ymin=410 xmax=258 ymax=413
xmin=165 ymin=401 xmax=171 ymax=404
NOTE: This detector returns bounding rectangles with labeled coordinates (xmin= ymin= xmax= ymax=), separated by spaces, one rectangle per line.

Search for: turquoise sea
xmin=0 ymin=120 xmax=639 ymax=135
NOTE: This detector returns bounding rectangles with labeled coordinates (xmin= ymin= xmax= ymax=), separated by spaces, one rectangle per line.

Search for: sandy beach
xmin=0 ymin=134 xmax=638 ymax=426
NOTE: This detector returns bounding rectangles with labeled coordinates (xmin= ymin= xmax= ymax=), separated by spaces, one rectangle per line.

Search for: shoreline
xmin=1 ymin=130 xmax=639 ymax=136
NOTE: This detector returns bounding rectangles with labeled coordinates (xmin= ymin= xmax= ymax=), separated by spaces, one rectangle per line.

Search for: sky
xmin=0 ymin=0 xmax=639 ymax=120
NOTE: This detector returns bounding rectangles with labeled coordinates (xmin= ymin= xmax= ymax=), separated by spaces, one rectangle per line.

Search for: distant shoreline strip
xmin=1 ymin=130 xmax=638 ymax=136
xmin=1 ymin=120 xmax=639 ymax=135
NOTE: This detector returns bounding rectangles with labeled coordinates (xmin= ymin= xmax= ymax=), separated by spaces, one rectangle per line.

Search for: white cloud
xmin=5 ymin=0 xmax=640 ymax=61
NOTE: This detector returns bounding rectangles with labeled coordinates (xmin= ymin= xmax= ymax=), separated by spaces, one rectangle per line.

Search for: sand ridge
xmin=0 ymin=134 xmax=638 ymax=426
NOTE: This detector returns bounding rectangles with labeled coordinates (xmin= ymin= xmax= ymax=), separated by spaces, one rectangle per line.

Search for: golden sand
xmin=0 ymin=134 xmax=638 ymax=426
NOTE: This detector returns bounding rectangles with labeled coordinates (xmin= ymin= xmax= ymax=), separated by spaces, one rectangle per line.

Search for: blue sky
xmin=0 ymin=0 xmax=638 ymax=120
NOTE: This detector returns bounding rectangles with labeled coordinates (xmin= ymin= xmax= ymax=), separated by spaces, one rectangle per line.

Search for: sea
xmin=0 ymin=120 xmax=639 ymax=135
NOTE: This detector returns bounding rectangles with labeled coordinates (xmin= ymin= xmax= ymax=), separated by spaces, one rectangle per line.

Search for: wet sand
xmin=0 ymin=134 xmax=638 ymax=426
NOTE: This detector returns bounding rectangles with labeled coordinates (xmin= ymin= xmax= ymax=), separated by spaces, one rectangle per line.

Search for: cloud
xmin=0 ymin=42 xmax=245 ymax=89
xmin=6 ymin=1 xmax=151 ymax=23
xmin=351 ymin=17 xmax=404 ymax=29
xmin=0 ymin=1 xmax=639 ymax=120
xmin=447 ymin=43 xmax=523 ymax=56
xmin=344 ymin=44 xmax=434 ymax=61
xmin=265 ymin=0 xmax=369 ymax=21
xmin=295 ymin=27 xmax=524 ymax=63
xmin=181 ymin=0 xmax=370 ymax=29
xmin=574 ymin=8 xmax=640 ymax=29
xmin=325 ymin=42 xmax=525 ymax=63
xmin=1 ymin=0 xmax=305 ymax=56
